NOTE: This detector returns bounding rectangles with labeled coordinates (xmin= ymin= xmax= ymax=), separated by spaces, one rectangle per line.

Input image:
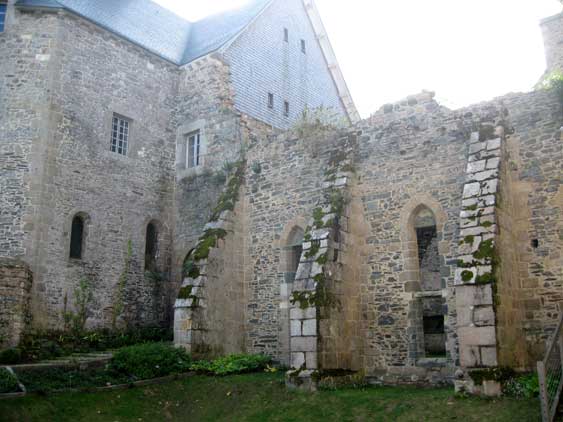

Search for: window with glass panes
xmin=110 ymin=114 xmax=130 ymax=156
xmin=187 ymin=130 xmax=201 ymax=168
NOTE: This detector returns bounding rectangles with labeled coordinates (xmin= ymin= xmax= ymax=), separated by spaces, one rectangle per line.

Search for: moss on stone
xmin=461 ymin=270 xmax=474 ymax=282
xmin=177 ymin=286 xmax=197 ymax=302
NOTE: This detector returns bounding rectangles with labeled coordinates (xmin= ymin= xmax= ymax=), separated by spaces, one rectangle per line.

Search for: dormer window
xmin=0 ymin=2 xmax=7 ymax=33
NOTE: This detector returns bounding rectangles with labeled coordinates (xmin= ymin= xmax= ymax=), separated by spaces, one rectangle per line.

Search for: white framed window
xmin=284 ymin=101 xmax=290 ymax=117
xmin=0 ymin=2 xmax=6 ymax=33
xmin=283 ymin=28 xmax=289 ymax=42
xmin=301 ymin=39 xmax=306 ymax=54
xmin=110 ymin=114 xmax=130 ymax=156
xmin=186 ymin=130 xmax=201 ymax=168
xmin=268 ymin=92 xmax=274 ymax=109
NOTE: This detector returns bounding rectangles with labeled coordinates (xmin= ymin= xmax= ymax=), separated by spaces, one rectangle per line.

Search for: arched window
xmin=70 ymin=214 xmax=86 ymax=259
xmin=145 ymin=221 xmax=159 ymax=271
xmin=413 ymin=206 xmax=446 ymax=357
xmin=286 ymin=227 xmax=304 ymax=276
xmin=414 ymin=207 xmax=440 ymax=291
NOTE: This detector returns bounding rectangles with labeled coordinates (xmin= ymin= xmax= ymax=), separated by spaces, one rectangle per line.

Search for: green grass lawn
xmin=0 ymin=372 xmax=540 ymax=422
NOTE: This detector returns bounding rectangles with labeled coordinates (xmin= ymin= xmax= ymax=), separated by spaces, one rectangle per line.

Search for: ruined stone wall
xmin=10 ymin=9 xmax=179 ymax=329
xmin=0 ymin=259 xmax=32 ymax=348
xmin=355 ymin=93 xmax=476 ymax=377
xmin=242 ymin=126 xmax=345 ymax=361
xmin=171 ymin=55 xmax=276 ymax=291
xmin=494 ymin=89 xmax=563 ymax=368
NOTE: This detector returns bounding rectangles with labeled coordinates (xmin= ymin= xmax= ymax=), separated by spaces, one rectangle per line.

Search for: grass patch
xmin=0 ymin=373 xmax=540 ymax=421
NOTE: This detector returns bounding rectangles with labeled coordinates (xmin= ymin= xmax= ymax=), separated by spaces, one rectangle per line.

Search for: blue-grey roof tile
xmin=15 ymin=0 xmax=274 ymax=65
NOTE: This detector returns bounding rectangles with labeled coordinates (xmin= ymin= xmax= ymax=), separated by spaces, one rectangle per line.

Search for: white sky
xmin=154 ymin=0 xmax=562 ymax=118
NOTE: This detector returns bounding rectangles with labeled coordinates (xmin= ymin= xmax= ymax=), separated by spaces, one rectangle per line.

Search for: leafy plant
xmin=503 ymin=374 xmax=539 ymax=398
xmin=190 ymin=354 xmax=271 ymax=376
xmin=62 ymin=278 xmax=94 ymax=333
xmin=109 ymin=343 xmax=192 ymax=380
xmin=0 ymin=368 xmax=19 ymax=394
xmin=0 ymin=348 xmax=22 ymax=365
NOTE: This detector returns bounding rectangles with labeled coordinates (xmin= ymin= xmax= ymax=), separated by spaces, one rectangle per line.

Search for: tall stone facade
xmin=1 ymin=0 xmax=563 ymax=391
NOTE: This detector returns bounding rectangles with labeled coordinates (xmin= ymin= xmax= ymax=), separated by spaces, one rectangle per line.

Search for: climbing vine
xmin=178 ymin=160 xmax=246 ymax=301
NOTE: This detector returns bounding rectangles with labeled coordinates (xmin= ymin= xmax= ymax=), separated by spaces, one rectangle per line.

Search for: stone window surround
xmin=103 ymin=106 xmax=140 ymax=160
xmin=176 ymin=119 xmax=207 ymax=180
xmin=110 ymin=113 xmax=131 ymax=156
xmin=399 ymin=196 xmax=450 ymax=363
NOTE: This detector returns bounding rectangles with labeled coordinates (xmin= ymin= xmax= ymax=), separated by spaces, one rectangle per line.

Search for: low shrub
xmin=16 ymin=327 xmax=172 ymax=364
xmin=0 ymin=368 xmax=19 ymax=394
xmin=190 ymin=354 xmax=271 ymax=376
xmin=109 ymin=343 xmax=191 ymax=380
xmin=15 ymin=366 xmax=131 ymax=393
xmin=0 ymin=348 xmax=22 ymax=365
xmin=503 ymin=373 xmax=540 ymax=398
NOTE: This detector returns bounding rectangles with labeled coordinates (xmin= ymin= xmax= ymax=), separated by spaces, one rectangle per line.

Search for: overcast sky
xmin=154 ymin=0 xmax=562 ymax=118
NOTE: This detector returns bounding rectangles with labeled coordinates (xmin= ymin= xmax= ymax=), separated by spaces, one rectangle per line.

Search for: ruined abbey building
xmin=1 ymin=0 xmax=562 ymax=389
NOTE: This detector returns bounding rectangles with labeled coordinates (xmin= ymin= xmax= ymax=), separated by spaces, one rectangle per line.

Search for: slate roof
xmin=15 ymin=0 xmax=273 ymax=65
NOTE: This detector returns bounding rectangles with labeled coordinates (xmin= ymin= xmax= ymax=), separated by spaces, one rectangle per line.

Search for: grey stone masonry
xmin=0 ymin=258 xmax=32 ymax=348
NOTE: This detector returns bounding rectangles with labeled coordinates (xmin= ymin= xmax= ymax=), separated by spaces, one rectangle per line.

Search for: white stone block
xmin=467 ymin=160 xmax=486 ymax=173
xmin=487 ymin=138 xmax=501 ymax=151
xmin=486 ymin=157 xmax=500 ymax=170
xmin=480 ymin=180 xmax=498 ymax=195
xmin=302 ymin=319 xmax=317 ymax=336
xmin=463 ymin=183 xmax=481 ymax=198
xmin=291 ymin=352 xmax=305 ymax=369
xmin=290 ymin=320 xmax=302 ymax=337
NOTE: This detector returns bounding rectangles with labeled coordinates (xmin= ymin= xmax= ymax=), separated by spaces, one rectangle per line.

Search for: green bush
xmin=0 ymin=368 xmax=19 ymax=394
xmin=0 ymin=348 xmax=22 ymax=365
xmin=109 ymin=343 xmax=192 ymax=380
xmin=15 ymin=366 xmax=131 ymax=393
xmin=190 ymin=354 xmax=272 ymax=376
xmin=503 ymin=374 xmax=540 ymax=398
xmin=16 ymin=327 xmax=172 ymax=364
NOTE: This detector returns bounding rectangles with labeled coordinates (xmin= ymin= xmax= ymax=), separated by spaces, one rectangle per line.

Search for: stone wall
xmin=0 ymin=8 xmax=58 ymax=258
xmin=0 ymin=258 xmax=32 ymax=348
xmin=2 ymin=8 xmax=179 ymax=329
xmin=494 ymin=90 xmax=563 ymax=368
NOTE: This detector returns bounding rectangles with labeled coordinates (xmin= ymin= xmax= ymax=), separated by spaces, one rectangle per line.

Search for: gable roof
xmin=15 ymin=0 xmax=358 ymax=121
xmin=15 ymin=0 xmax=273 ymax=65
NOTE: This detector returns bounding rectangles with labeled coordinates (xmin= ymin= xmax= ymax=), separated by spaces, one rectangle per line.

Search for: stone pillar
xmin=0 ymin=258 xmax=32 ymax=349
xmin=454 ymin=128 xmax=503 ymax=394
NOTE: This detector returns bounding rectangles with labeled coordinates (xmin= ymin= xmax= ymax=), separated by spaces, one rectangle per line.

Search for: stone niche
xmin=0 ymin=258 xmax=33 ymax=349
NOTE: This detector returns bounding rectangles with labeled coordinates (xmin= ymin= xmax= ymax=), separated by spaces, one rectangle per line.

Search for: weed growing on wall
xmin=112 ymin=240 xmax=132 ymax=329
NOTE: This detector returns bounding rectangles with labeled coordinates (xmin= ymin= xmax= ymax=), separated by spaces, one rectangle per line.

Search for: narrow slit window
xmin=0 ymin=2 xmax=7 ymax=33
xmin=187 ymin=130 xmax=201 ymax=168
xmin=301 ymin=39 xmax=306 ymax=53
xmin=70 ymin=215 xmax=85 ymax=260
xmin=284 ymin=101 xmax=290 ymax=117
xmin=268 ymin=93 xmax=274 ymax=109
xmin=284 ymin=28 xmax=289 ymax=42
xmin=145 ymin=222 xmax=158 ymax=271
xmin=110 ymin=114 xmax=130 ymax=156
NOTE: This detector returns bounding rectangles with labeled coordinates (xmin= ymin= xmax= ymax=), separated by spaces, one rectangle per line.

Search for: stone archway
xmin=400 ymin=196 xmax=448 ymax=363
